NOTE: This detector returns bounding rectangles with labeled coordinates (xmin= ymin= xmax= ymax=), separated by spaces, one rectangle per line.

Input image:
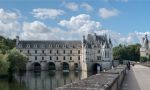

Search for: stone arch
xmin=92 ymin=63 xmax=102 ymax=72
xmin=32 ymin=62 xmax=41 ymax=71
xmin=74 ymin=63 xmax=78 ymax=70
xmin=62 ymin=62 xmax=69 ymax=70
xmin=47 ymin=62 xmax=56 ymax=70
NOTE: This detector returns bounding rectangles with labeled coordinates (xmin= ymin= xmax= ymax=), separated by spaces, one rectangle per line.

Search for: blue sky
xmin=0 ymin=0 xmax=150 ymax=45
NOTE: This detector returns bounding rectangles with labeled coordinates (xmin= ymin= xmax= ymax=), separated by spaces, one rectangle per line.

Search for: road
xmin=121 ymin=64 xmax=150 ymax=90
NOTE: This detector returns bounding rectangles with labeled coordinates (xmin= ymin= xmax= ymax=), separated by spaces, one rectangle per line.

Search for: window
xmin=50 ymin=50 xmax=52 ymax=54
xmin=42 ymin=56 xmax=44 ymax=60
xmin=63 ymin=50 xmax=65 ymax=54
xmin=50 ymin=56 xmax=52 ymax=60
xmin=70 ymin=56 xmax=72 ymax=60
xmin=56 ymin=44 xmax=59 ymax=48
xmin=78 ymin=50 xmax=80 ymax=54
xmin=56 ymin=56 xmax=58 ymax=60
xmin=34 ymin=44 xmax=37 ymax=48
xmin=19 ymin=44 xmax=22 ymax=48
xmin=78 ymin=56 xmax=80 ymax=60
xmin=70 ymin=50 xmax=72 ymax=54
xmin=41 ymin=44 xmax=44 ymax=48
xmin=97 ymin=56 xmax=101 ymax=60
xmin=57 ymin=50 xmax=58 ymax=54
xmin=49 ymin=44 xmax=52 ymax=48
xmin=28 ymin=50 xmax=29 ymax=54
xmin=63 ymin=56 xmax=65 ymax=60
xmin=42 ymin=50 xmax=44 ymax=54
xmin=35 ymin=56 xmax=37 ymax=60
xmin=27 ymin=44 xmax=30 ymax=48
xmin=98 ymin=50 xmax=100 ymax=53
xmin=35 ymin=50 xmax=37 ymax=54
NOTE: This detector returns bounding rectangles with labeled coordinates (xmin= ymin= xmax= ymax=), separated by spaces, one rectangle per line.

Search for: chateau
xmin=140 ymin=35 xmax=150 ymax=58
xmin=16 ymin=33 xmax=113 ymax=71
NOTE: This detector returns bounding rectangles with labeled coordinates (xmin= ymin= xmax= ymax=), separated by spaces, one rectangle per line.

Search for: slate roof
xmin=17 ymin=40 xmax=82 ymax=49
xmin=84 ymin=34 xmax=112 ymax=48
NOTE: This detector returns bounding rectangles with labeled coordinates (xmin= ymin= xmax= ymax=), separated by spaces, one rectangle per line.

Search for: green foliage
xmin=0 ymin=36 xmax=16 ymax=54
xmin=113 ymin=43 xmax=141 ymax=61
xmin=140 ymin=56 xmax=148 ymax=62
xmin=7 ymin=48 xmax=28 ymax=72
xmin=0 ymin=54 xmax=9 ymax=75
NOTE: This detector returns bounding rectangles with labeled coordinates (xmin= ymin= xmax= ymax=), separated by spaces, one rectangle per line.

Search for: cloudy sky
xmin=0 ymin=0 xmax=150 ymax=45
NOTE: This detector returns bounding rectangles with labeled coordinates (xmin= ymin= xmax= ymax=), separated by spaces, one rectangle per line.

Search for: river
xmin=0 ymin=71 xmax=94 ymax=90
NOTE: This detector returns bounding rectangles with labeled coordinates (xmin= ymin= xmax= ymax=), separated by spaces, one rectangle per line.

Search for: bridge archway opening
xmin=92 ymin=63 xmax=102 ymax=74
xmin=62 ymin=62 xmax=69 ymax=70
xmin=48 ymin=62 xmax=56 ymax=70
xmin=32 ymin=62 xmax=41 ymax=71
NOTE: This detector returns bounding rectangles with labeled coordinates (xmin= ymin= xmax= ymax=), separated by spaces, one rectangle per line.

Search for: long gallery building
xmin=16 ymin=33 xmax=113 ymax=71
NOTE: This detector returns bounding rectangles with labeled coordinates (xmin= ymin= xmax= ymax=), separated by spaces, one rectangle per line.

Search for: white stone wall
xmin=19 ymin=48 xmax=83 ymax=71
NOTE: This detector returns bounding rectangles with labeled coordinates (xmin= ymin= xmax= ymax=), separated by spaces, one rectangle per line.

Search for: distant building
xmin=140 ymin=35 xmax=150 ymax=58
xmin=16 ymin=33 xmax=113 ymax=71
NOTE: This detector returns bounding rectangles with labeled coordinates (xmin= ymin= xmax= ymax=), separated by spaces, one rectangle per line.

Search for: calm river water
xmin=0 ymin=71 xmax=93 ymax=90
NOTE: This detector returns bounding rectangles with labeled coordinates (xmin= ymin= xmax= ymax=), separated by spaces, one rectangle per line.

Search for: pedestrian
xmin=128 ymin=61 xmax=130 ymax=70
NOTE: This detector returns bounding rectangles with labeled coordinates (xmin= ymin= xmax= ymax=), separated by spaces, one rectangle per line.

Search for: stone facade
xmin=140 ymin=35 xmax=150 ymax=58
xmin=16 ymin=33 xmax=113 ymax=71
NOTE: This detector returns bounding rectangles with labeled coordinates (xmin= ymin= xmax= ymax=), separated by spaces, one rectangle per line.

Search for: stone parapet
xmin=56 ymin=65 xmax=126 ymax=90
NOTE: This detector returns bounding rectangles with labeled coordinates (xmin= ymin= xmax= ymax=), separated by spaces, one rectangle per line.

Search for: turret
xmin=143 ymin=35 xmax=149 ymax=49
xmin=16 ymin=36 xmax=19 ymax=46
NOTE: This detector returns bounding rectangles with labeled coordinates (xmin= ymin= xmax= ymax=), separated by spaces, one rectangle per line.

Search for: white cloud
xmin=32 ymin=8 xmax=65 ymax=19
xmin=64 ymin=2 xmax=79 ymax=11
xmin=23 ymin=21 xmax=49 ymax=33
xmin=0 ymin=8 xmax=21 ymax=38
xmin=80 ymin=2 xmax=93 ymax=12
xmin=21 ymin=21 xmax=71 ymax=40
xmin=59 ymin=14 xmax=102 ymax=35
xmin=0 ymin=8 xmax=20 ymax=22
xmin=99 ymin=8 xmax=119 ymax=19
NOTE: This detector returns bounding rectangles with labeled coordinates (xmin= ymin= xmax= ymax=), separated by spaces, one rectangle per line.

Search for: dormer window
xmin=34 ymin=44 xmax=37 ymax=48
xmin=41 ymin=44 xmax=44 ymax=48
xmin=70 ymin=45 xmax=72 ymax=48
xmin=63 ymin=45 xmax=66 ymax=48
xmin=19 ymin=44 xmax=22 ymax=48
xmin=49 ymin=44 xmax=52 ymax=48
xmin=56 ymin=44 xmax=59 ymax=48
xmin=27 ymin=44 xmax=30 ymax=48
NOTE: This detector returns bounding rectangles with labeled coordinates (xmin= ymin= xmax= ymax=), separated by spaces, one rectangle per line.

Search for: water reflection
xmin=8 ymin=71 xmax=88 ymax=90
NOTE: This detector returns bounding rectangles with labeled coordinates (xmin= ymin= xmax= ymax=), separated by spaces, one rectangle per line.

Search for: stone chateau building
xmin=16 ymin=33 xmax=113 ymax=71
xmin=140 ymin=35 xmax=150 ymax=58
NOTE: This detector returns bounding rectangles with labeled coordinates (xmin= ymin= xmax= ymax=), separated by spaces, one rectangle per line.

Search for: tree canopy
xmin=7 ymin=48 xmax=28 ymax=72
xmin=113 ymin=43 xmax=141 ymax=62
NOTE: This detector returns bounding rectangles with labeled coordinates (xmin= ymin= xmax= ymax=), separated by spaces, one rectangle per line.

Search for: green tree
xmin=0 ymin=54 xmax=9 ymax=75
xmin=7 ymin=48 xmax=28 ymax=72
xmin=113 ymin=43 xmax=141 ymax=62
xmin=140 ymin=56 xmax=148 ymax=62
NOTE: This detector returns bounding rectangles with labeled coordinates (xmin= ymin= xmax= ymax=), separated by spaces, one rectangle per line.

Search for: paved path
xmin=121 ymin=64 xmax=150 ymax=90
